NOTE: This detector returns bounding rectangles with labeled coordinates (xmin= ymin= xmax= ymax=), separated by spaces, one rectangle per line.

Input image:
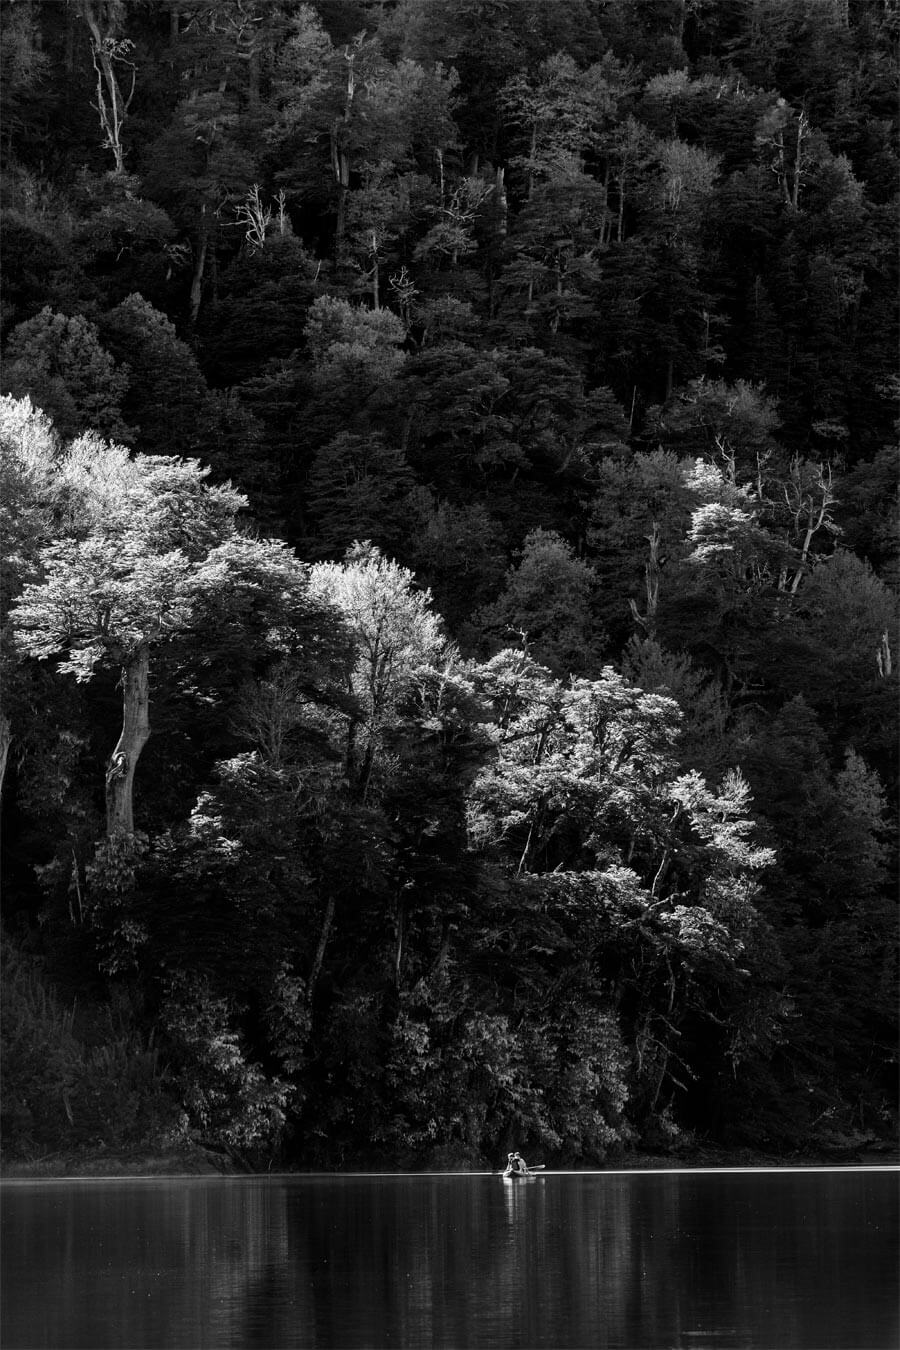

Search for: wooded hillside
xmin=1 ymin=0 xmax=897 ymax=1168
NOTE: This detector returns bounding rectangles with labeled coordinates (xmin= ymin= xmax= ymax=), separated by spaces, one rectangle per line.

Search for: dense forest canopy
xmin=1 ymin=0 xmax=897 ymax=1168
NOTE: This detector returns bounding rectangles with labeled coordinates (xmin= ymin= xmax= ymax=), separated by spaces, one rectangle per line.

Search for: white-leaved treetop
xmin=9 ymin=405 xmax=342 ymax=842
xmin=309 ymin=541 xmax=448 ymax=800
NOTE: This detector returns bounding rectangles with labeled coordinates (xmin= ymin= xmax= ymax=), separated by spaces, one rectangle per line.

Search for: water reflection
xmin=2 ymin=1170 xmax=897 ymax=1349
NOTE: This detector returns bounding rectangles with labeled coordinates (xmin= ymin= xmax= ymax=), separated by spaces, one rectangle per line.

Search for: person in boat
xmin=504 ymin=1151 xmax=531 ymax=1176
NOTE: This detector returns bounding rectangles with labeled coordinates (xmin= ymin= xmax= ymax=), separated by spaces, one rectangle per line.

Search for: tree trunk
xmin=790 ymin=113 xmax=808 ymax=211
xmin=629 ymin=521 xmax=661 ymax=638
xmin=105 ymin=643 xmax=151 ymax=839
xmin=335 ymin=178 xmax=348 ymax=256
xmin=358 ymin=740 xmax=375 ymax=802
xmin=189 ymin=205 xmax=208 ymax=325
xmin=527 ymin=121 xmax=537 ymax=201
xmin=308 ymin=893 xmax=336 ymax=1004
xmin=600 ymin=163 xmax=610 ymax=246
xmin=617 ymin=163 xmax=627 ymax=243
xmin=394 ymin=897 xmax=404 ymax=990
xmin=331 ymin=47 xmax=356 ymax=257
xmin=491 ymin=166 xmax=507 ymax=242
xmin=81 ymin=0 xmax=135 ymax=176
xmin=676 ymin=0 xmax=687 ymax=45
xmin=774 ymin=131 xmax=790 ymax=206
xmin=371 ymin=232 xmax=380 ymax=309
xmin=0 ymin=711 xmax=11 ymax=800
xmin=876 ymin=630 xmax=892 ymax=679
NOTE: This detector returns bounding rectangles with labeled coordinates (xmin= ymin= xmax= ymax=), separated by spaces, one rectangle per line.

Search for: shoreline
xmin=3 ymin=1143 xmax=897 ymax=1180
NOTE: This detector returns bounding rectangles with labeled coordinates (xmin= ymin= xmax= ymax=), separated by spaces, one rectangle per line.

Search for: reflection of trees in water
xmin=8 ymin=1180 xmax=304 ymax=1349
xmin=6 ymin=1175 xmax=897 ymax=1348
xmin=277 ymin=1176 xmax=643 ymax=1344
xmin=281 ymin=1179 xmax=504 ymax=1345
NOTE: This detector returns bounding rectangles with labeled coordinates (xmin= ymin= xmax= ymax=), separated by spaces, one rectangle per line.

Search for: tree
xmin=495 ymin=157 xmax=606 ymax=339
xmin=304 ymin=431 xmax=416 ymax=559
xmin=0 ymin=396 xmax=62 ymax=798
xmin=737 ymin=698 xmax=897 ymax=1143
xmin=0 ymin=207 xmax=81 ymax=335
xmin=662 ymin=458 xmax=790 ymax=687
xmin=649 ymin=377 xmax=785 ymax=484
xmin=758 ymin=549 xmax=899 ymax=769
xmin=198 ymin=232 xmax=321 ymax=385
xmin=404 ymin=487 xmax=506 ymax=634
xmin=98 ymin=293 xmax=210 ymax=457
xmin=478 ymin=528 xmax=606 ymax=677
xmin=305 ymin=293 xmax=407 ymax=388
xmin=140 ymin=50 xmax=259 ymax=325
xmin=586 ymin=450 xmax=696 ymax=647
xmin=272 ymin=22 xmax=459 ymax=266
xmin=0 ymin=5 xmax=52 ymax=162
xmin=0 ymin=396 xmax=59 ymax=615
xmin=76 ymin=0 xmax=137 ymax=176
xmin=2 ymin=308 xmax=130 ymax=442
xmin=11 ymin=431 xmax=344 ymax=842
xmin=380 ymin=0 xmax=529 ymax=162
xmin=775 ymin=455 xmax=839 ymax=593
xmin=468 ymin=647 xmax=777 ymax=1131
xmin=400 ymin=340 xmax=513 ymax=491
xmin=308 ymin=542 xmax=449 ymax=801
xmin=620 ymin=635 xmax=731 ymax=780
xmin=499 ymin=52 xmax=623 ymax=203
xmin=754 ymin=97 xmax=812 ymax=213
xmin=840 ymin=444 xmax=900 ymax=588
xmin=71 ymin=175 xmax=177 ymax=311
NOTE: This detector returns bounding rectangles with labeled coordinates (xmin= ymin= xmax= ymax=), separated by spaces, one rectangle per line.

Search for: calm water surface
xmin=1 ymin=1169 xmax=896 ymax=1349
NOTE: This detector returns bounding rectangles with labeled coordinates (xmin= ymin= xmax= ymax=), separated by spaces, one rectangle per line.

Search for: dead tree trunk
xmin=105 ymin=642 xmax=151 ymax=838
xmin=80 ymin=0 xmax=136 ymax=176
xmin=629 ymin=521 xmax=661 ymax=638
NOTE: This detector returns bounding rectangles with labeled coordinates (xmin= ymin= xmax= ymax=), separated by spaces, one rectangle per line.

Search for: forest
xmin=0 ymin=0 xmax=897 ymax=1171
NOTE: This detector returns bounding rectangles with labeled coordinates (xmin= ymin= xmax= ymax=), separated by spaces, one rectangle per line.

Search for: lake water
xmin=1 ymin=1168 xmax=896 ymax=1349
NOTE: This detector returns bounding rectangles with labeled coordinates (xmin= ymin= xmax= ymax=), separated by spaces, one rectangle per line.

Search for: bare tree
xmin=235 ymin=183 xmax=272 ymax=252
xmin=78 ymin=0 xmax=136 ymax=175
xmin=779 ymin=458 xmax=839 ymax=593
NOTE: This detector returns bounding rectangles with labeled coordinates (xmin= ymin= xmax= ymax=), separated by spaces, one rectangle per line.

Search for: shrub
xmin=0 ymin=942 xmax=80 ymax=1155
